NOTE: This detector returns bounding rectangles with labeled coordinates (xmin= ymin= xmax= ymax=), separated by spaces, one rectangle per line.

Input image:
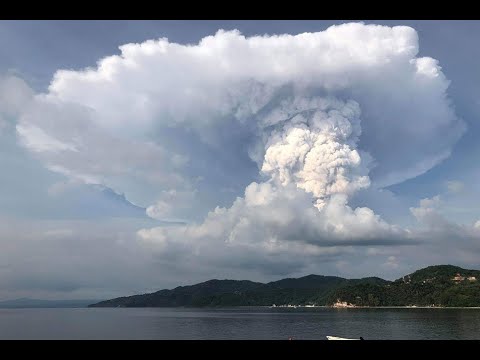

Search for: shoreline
xmin=264 ymin=305 xmax=480 ymax=309
xmin=5 ymin=305 xmax=480 ymax=310
xmin=85 ymin=304 xmax=480 ymax=309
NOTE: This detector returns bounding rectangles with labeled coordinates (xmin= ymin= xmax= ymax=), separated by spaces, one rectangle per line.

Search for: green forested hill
xmin=89 ymin=265 xmax=480 ymax=308
xmin=329 ymin=265 xmax=480 ymax=307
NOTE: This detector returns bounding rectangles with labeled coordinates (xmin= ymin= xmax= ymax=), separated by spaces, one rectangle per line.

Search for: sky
xmin=1 ymin=20 xmax=480 ymax=300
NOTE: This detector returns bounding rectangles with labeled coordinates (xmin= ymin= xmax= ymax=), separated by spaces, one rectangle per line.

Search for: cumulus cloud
xmin=17 ymin=23 xmax=463 ymax=203
xmin=137 ymin=182 xmax=412 ymax=274
xmin=9 ymin=23 xmax=467 ymax=278
xmin=146 ymin=189 xmax=197 ymax=221
xmin=410 ymin=195 xmax=480 ymax=241
xmin=39 ymin=24 xmax=463 ymax=185
xmin=131 ymin=23 xmax=460 ymax=270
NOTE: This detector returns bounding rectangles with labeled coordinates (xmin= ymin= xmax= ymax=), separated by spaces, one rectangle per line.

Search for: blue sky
xmin=1 ymin=20 xmax=480 ymax=300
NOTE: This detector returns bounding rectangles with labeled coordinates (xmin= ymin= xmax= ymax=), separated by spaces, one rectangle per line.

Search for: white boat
xmin=326 ymin=335 xmax=363 ymax=340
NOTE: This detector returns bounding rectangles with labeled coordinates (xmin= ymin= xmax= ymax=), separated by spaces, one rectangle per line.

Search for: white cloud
xmin=383 ymin=255 xmax=400 ymax=269
xmin=410 ymin=195 xmax=446 ymax=228
xmin=16 ymin=23 xmax=463 ymax=206
xmin=146 ymin=189 xmax=197 ymax=221
xmin=17 ymin=123 xmax=79 ymax=153
xmin=393 ymin=196 xmax=480 ymax=271
xmin=410 ymin=195 xmax=480 ymax=241
xmin=35 ymin=23 xmax=462 ymax=188
xmin=8 ymin=23 xmax=468 ymax=278
xmin=138 ymin=182 xmax=412 ymax=273
xmin=260 ymin=98 xmax=370 ymax=209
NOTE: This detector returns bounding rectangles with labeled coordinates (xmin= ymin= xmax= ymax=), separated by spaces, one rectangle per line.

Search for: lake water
xmin=1 ymin=307 xmax=480 ymax=339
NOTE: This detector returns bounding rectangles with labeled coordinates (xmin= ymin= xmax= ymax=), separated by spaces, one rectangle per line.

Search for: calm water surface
xmin=1 ymin=307 xmax=480 ymax=339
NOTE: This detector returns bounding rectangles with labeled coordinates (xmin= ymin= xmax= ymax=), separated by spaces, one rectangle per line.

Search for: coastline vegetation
xmin=90 ymin=265 xmax=480 ymax=308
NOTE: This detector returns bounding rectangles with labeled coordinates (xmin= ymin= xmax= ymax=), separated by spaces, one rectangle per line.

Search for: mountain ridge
xmin=89 ymin=264 xmax=480 ymax=308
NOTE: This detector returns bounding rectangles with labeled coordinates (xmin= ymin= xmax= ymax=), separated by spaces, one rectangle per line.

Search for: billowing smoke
xmin=13 ymin=23 xmax=466 ymax=273
xmin=259 ymin=97 xmax=370 ymax=209
xmin=17 ymin=23 xmax=464 ymax=205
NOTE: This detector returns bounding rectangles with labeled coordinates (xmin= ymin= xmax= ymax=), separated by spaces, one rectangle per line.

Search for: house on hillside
xmin=333 ymin=300 xmax=356 ymax=308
